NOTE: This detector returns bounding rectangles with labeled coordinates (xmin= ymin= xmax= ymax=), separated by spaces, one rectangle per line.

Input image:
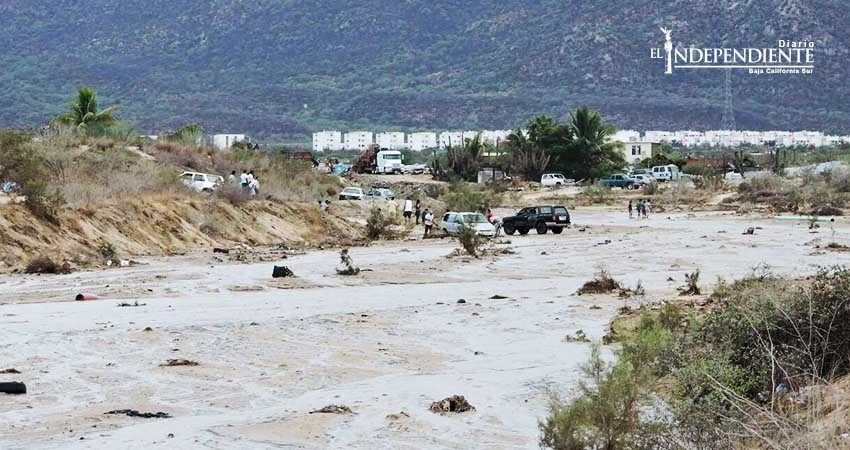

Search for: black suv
xmin=502 ymin=205 xmax=571 ymax=235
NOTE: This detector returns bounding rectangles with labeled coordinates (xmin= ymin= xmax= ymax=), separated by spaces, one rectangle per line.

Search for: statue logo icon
xmin=660 ymin=27 xmax=673 ymax=74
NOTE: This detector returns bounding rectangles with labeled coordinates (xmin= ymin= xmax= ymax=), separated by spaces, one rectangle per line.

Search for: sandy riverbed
xmin=1 ymin=208 xmax=848 ymax=449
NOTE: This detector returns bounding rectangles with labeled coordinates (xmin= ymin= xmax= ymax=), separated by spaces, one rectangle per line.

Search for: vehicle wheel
xmin=552 ymin=227 xmax=563 ymax=234
xmin=503 ymin=223 xmax=516 ymax=235
xmin=536 ymin=222 xmax=548 ymax=234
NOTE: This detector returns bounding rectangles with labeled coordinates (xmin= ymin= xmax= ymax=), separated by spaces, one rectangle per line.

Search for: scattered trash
xmin=105 ymin=409 xmax=171 ymax=419
xmin=75 ymin=293 xmax=98 ymax=301
xmin=386 ymin=411 xmax=410 ymax=420
xmin=456 ymin=299 xmax=467 ymax=304
xmin=743 ymin=227 xmax=755 ymax=235
xmin=309 ymin=405 xmax=353 ymax=414
xmin=117 ymin=301 xmax=146 ymax=307
xmin=160 ymin=359 xmax=199 ymax=367
xmin=429 ymin=395 xmax=475 ymax=414
xmin=0 ymin=368 xmax=21 ymax=374
xmin=589 ymin=305 xmax=602 ymax=310
xmin=212 ymin=247 xmax=230 ymax=254
xmin=825 ymin=242 xmax=850 ymax=252
xmin=563 ymin=329 xmax=590 ymax=343
xmin=249 ymin=322 xmax=259 ymax=326
xmin=489 ymin=294 xmax=508 ymax=299
xmin=272 ymin=266 xmax=295 ymax=278
xmin=0 ymin=382 xmax=27 ymax=395
xmin=336 ymin=249 xmax=360 ymax=276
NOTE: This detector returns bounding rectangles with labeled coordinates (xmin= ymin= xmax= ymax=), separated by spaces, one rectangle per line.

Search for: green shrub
xmin=96 ymin=241 xmax=118 ymax=261
xmin=578 ymin=185 xmax=615 ymax=205
xmin=458 ymin=225 xmax=484 ymax=256
xmin=441 ymin=183 xmax=501 ymax=212
xmin=22 ymin=181 xmax=65 ymax=224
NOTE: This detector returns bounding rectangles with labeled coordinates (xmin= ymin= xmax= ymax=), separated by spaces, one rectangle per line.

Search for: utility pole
xmin=721 ymin=68 xmax=737 ymax=131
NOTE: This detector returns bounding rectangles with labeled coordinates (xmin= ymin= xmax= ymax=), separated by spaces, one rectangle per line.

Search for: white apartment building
xmin=343 ymin=131 xmax=374 ymax=150
xmin=481 ymin=130 xmax=511 ymax=146
xmin=439 ymin=131 xmax=463 ymax=148
xmin=408 ymin=132 xmax=438 ymax=151
xmin=312 ymin=131 xmax=343 ymax=152
xmin=610 ymin=130 xmax=640 ymax=143
xmin=212 ymin=134 xmax=247 ymax=150
xmin=376 ymin=132 xmax=407 ymax=150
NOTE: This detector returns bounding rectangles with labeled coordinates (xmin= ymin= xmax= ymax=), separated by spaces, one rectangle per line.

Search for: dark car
xmin=502 ymin=205 xmax=571 ymax=235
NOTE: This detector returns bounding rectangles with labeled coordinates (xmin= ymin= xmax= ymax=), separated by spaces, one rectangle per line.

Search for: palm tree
xmin=52 ymin=88 xmax=119 ymax=130
xmin=508 ymin=127 xmax=550 ymax=181
xmin=562 ymin=106 xmax=624 ymax=180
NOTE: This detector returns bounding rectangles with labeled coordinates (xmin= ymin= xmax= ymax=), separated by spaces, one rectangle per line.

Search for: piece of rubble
xmin=272 ymin=266 xmax=295 ymax=278
xmin=159 ymin=359 xmax=199 ymax=367
xmin=309 ymin=405 xmax=353 ymax=414
xmin=429 ymin=395 xmax=475 ymax=414
xmin=105 ymin=409 xmax=171 ymax=419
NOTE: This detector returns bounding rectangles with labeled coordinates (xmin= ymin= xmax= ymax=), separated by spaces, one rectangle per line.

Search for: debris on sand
xmin=576 ymin=269 xmax=623 ymax=295
xmin=309 ymin=405 xmax=353 ymax=414
xmin=336 ymin=249 xmax=360 ymax=276
xmin=678 ymin=270 xmax=702 ymax=296
xmin=386 ymin=411 xmax=410 ymax=420
xmin=456 ymin=299 xmax=466 ymax=304
xmin=489 ymin=294 xmax=508 ymax=299
xmin=117 ymin=301 xmax=146 ymax=307
xmin=825 ymin=242 xmax=850 ymax=252
xmin=0 ymin=368 xmax=21 ymax=374
xmin=143 ymin=327 xmax=153 ymax=332
xmin=272 ymin=266 xmax=295 ymax=278
xmin=159 ymin=359 xmax=199 ymax=367
xmin=0 ymin=382 xmax=27 ymax=395
xmin=429 ymin=395 xmax=475 ymax=414
xmin=76 ymin=293 xmax=98 ymax=301
xmin=563 ymin=329 xmax=590 ymax=343
xmin=743 ymin=227 xmax=755 ymax=235
xmin=105 ymin=409 xmax=171 ymax=419
xmin=24 ymin=256 xmax=73 ymax=275
xmin=212 ymin=247 xmax=230 ymax=254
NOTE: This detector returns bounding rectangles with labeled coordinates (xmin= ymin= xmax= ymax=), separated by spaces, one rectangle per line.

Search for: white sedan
xmin=338 ymin=187 xmax=365 ymax=200
xmin=441 ymin=212 xmax=496 ymax=237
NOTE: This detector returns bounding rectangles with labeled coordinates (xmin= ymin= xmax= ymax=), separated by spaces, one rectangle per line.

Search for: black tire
xmin=552 ymin=227 xmax=564 ymax=234
xmin=503 ymin=223 xmax=516 ymax=235
xmin=536 ymin=222 xmax=548 ymax=235
xmin=518 ymin=228 xmax=530 ymax=235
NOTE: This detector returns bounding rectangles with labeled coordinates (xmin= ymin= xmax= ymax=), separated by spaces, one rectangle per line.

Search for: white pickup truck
xmin=180 ymin=172 xmax=223 ymax=192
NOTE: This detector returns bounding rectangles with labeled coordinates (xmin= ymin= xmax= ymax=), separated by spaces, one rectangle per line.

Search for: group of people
xmin=628 ymin=199 xmax=652 ymax=219
xmin=227 ymin=170 xmax=261 ymax=197
xmin=401 ymin=199 xmax=434 ymax=236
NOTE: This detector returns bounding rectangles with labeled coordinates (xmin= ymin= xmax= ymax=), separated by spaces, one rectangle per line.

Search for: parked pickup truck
xmin=502 ymin=205 xmax=571 ymax=235
xmin=598 ymin=174 xmax=636 ymax=189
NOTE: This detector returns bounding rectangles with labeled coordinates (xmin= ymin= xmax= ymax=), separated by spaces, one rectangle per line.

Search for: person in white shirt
xmin=423 ymin=209 xmax=434 ymax=237
xmin=228 ymin=170 xmax=237 ymax=185
xmin=249 ymin=177 xmax=260 ymax=197
xmin=403 ymin=198 xmax=414 ymax=224
xmin=239 ymin=170 xmax=248 ymax=188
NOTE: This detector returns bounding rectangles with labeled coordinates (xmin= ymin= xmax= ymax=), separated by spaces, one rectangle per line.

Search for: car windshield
xmin=382 ymin=154 xmax=401 ymax=160
xmin=552 ymin=174 xmax=565 ymax=179
xmin=344 ymin=188 xmax=360 ymax=193
xmin=461 ymin=213 xmax=487 ymax=224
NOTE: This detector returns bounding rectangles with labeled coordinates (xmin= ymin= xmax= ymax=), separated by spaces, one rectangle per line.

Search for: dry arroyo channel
xmin=1 ymin=209 xmax=847 ymax=449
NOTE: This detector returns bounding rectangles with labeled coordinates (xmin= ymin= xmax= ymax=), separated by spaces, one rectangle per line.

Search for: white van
xmin=376 ymin=150 xmax=403 ymax=174
xmin=180 ymin=172 xmax=223 ymax=192
xmin=441 ymin=212 xmax=496 ymax=237
xmin=651 ymin=164 xmax=681 ymax=182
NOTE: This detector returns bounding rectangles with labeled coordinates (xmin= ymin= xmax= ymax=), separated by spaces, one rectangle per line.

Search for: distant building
xmin=439 ymin=131 xmax=463 ymax=148
xmin=610 ymin=130 xmax=640 ymax=143
xmin=408 ymin=132 xmax=438 ymax=151
xmin=376 ymin=132 xmax=407 ymax=150
xmin=621 ymin=141 xmax=659 ymax=165
xmin=343 ymin=131 xmax=374 ymax=150
xmin=481 ymin=130 xmax=511 ymax=146
xmin=213 ymin=134 xmax=247 ymax=150
xmin=313 ymin=131 xmax=343 ymax=152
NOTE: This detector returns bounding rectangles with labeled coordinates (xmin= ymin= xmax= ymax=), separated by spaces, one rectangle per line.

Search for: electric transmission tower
xmin=720 ymin=68 xmax=737 ymax=130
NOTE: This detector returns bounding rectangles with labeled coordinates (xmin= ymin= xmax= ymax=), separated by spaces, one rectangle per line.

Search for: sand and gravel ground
xmin=1 ymin=208 xmax=848 ymax=449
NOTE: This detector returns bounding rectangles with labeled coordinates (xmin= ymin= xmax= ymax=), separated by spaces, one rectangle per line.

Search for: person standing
xmin=628 ymin=200 xmax=633 ymax=219
xmin=644 ymin=199 xmax=651 ymax=218
xmin=249 ymin=176 xmax=260 ymax=197
xmin=240 ymin=170 xmax=248 ymax=188
xmin=423 ymin=208 xmax=434 ymax=237
xmin=636 ymin=199 xmax=643 ymax=219
xmin=228 ymin=170 xmax=237 ymax=185
xmin=414 ymin=200 xmax=422 ymax=224
xmin=403 ymin=198 xmax=414 ymax=224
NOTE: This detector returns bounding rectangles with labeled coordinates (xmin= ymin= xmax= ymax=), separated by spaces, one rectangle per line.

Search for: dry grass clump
xmin=576 ymin=269 xmax=622 ymax=295
xmin=24 ymin=255 xmax=71 ymax=274
xmin=736 ymin=174 xmax=848 ymax=215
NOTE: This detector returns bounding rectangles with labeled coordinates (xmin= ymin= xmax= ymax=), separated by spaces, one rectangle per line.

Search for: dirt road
xmin=1 ymin=209 xmax=847 ymax=449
